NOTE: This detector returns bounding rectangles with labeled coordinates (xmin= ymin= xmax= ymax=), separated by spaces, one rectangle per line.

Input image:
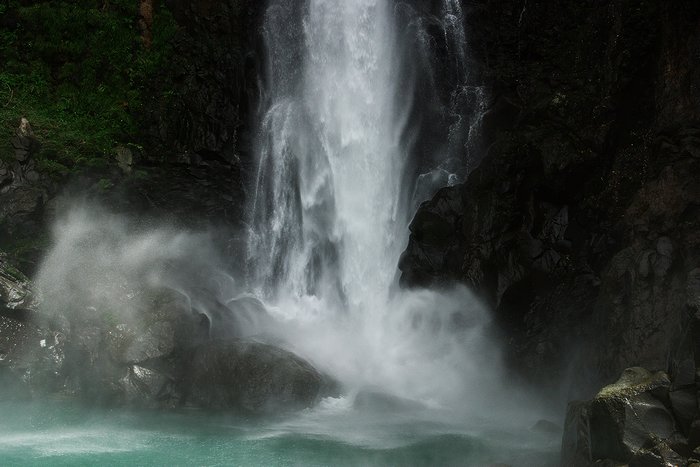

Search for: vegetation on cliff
xmin=0 ymin=0 xmax=177 ymax=176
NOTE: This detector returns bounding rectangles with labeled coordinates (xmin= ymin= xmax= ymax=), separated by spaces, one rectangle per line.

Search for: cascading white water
xmin=407 ymin=0 xmax=489 ymax=208
xmin=247 ymin=0 xmax=502 ymax=406
xmin=249 ymin=0 xmax=408 ymax=309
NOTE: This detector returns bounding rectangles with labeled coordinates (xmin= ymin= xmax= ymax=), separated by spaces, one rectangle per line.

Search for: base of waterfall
xmin=1 ymin=314 xmax=336 ymax=414
xmin=1 ymin=256 xmax=337 ymax=413
xmin=0 ymin=397 xmax=561 ymax=466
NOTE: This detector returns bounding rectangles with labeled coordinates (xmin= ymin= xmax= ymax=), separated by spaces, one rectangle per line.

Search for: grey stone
xmin=562 ymin=368 xmax=682 ymax=465
xmin=185 ymin=339 xmax=334 ymax=414
xmin=25 ymin=170 xmax=39 ymax=182
xmin=115 ymin=146 xmax=133 ymax=174
xmin=629 ymin=441 xmax=686 ymax=467
xmin=669 ymin=389 xmax=699 ymax=435
xmin=125 ymin=321 xmax=175 ymax=363
xmin=120 ymin=364 xmax=173 ymax=407
xmin=561 ymin=400 xmax=592 ymax=467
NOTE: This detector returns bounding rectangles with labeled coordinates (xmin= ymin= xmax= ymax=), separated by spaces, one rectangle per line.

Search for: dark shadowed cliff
xmin=400 ymin=0 xmax=700 ymax=399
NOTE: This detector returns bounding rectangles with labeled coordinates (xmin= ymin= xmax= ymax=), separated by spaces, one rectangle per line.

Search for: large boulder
xmin=562 ymin=367 xmax=698 ymax=466
xmin=184 ymin=339 xmax=334 ymax=414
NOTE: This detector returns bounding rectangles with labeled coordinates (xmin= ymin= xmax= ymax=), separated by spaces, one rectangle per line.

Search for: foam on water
xmin=0 ymin=399 xmax=560 ymax=466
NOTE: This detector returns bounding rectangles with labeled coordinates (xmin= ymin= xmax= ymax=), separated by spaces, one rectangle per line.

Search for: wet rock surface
xmin=185 ymin=339 xmax=331 ymax=414
xmin=562 ymin=367 xmax=700 ymax=466
xmin=0 ymin=252 xmax=36 ymax=312
xmin=400 ymin=0 xmax=700 ymax=396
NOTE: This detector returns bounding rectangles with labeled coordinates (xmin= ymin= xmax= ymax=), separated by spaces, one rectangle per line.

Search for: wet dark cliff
xmin=400 ymin=0 xmax=700 ymax=399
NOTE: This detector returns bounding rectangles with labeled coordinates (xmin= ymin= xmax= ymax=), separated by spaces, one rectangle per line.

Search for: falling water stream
xmin=0 ymin=1 xmax=560 ymax=465
xmin=245 ymin=0 xmax=501 ymax=407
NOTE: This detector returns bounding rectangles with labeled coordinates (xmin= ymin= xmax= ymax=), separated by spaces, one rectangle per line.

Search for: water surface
xmin=0 ymin=398 xmax=560 ymax=466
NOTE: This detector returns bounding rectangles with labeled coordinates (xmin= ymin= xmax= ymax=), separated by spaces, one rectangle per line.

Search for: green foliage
xmin=0 ymin=0 xmax=177 ymax=175
xmin=36 ymin=158 xmax=70 ymax=177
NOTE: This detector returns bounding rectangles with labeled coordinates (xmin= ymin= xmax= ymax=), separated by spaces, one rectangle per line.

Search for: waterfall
xmin=246 ymin=0 xmax=498 ymax=405
xmin=248 ymin=0 xmax=408 ymax=308
xmin=408 ymin=0 xmax=489 ymax=206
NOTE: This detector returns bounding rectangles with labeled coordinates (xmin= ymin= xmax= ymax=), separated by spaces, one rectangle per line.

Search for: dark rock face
xmin=100 ymin=156 xmax=247 ymax=233
xmin=400 ymin=0 xmax=700 ymax=395
xmin=144 ymin=0 xmax=262 ymax=166
xmin=0 ymin=125 xmax=247 ymax=273
xmin=400 ymin=186 xmax=464 ymax=287
xmin=562 ymin=367 xmax=699 ymax=466
xmin=0 ymin=252 xmax=36 ymax=312
xmin=0 ymin=119 xmax=50 ymax=260
xmin=133 ymin=0 xmax=264 ymax=209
